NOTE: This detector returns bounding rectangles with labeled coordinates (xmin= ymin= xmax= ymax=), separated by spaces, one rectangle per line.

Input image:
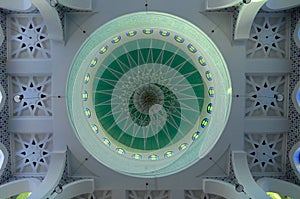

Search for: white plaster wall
xmin=48 ymin=0 xmax=291 ymax=193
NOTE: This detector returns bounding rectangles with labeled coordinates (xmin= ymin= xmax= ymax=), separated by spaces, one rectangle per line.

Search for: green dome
xmin=67 ymin=12 xmax=231 ymax=177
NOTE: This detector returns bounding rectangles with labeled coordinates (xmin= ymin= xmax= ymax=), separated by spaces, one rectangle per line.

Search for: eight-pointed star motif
xmin=14 ymin=133 xmax=52 ymax=173
xmin=10 ymin=15 xmax=50 ymax=59
xmin=245 ymin=133 xmax=283 ymax=173
xmin=12 ymin=76 xmax=52 ymax=116
xmin=246 ymin=75 xmax=285 ymax=117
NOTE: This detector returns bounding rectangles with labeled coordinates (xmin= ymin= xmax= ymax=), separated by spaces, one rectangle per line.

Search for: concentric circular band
xmin=84 ymin=29 xmax=208 ymax=158
xmin=67 ymin=12 xmax=232 ymax=177
xmin=94 ymin=38 xmax=204 ymax=152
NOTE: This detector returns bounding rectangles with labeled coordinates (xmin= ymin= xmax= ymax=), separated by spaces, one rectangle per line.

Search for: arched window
xmin=0 ymin=149 xmax=4 ymax=168
xmin=0 ymin=142 xmax=8 ymax=175
xmin=292 ymin=81 xmax=300 ymax=113
xmin=0 ymin=84 xmax=5 ymax=111
xmin=289 ymin=142 xmax=300 ymax=180
xmin=294 ymin=19 xmax=300 ymax=48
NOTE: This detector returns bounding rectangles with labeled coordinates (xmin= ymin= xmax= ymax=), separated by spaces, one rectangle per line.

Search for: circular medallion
xmin=67 ymin=12 xmax=232 ymax=177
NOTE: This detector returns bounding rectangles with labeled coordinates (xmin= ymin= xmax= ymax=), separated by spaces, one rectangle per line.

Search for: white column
xmin=203 ymin=179 xmax=249 ymax=199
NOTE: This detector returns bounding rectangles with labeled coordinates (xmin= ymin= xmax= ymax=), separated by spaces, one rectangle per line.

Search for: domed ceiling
xmin=67 ymin=12 xmax=231 ymax=177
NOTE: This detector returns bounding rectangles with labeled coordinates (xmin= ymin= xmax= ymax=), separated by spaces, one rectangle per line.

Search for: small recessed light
xmin=13 ymin=95 xmax=23 ymax=103
xmin=54 ymin=184 xmax=63 ymax=194
xmin=235 ymin=183 xmax=244 ymax=192
xmin=275 ymin=94 xmax=284 ymax=102
xmin=50 ymin=0 xmax=58 ymax=7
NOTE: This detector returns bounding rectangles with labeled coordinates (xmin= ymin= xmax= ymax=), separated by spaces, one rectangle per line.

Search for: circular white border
xmin=82 ymin=28 xmax=213 ymax=159
xmin=67 ymin=12 xmax=232 ymax=177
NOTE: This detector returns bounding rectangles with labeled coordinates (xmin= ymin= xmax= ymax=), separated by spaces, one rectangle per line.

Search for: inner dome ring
xmin=67 ymin=11 xmax=232 ymax=177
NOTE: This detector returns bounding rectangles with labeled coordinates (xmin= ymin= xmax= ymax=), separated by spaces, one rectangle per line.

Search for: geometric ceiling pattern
xmin=0 ymin=1 xmax=300 ymax=199
xmin=13 ymin=133 xmax=52 ymax=175
xmin=10 ymin=75 xmax=52 ymax=117
xmin=185 ymin=190 xmax=223 ymax=199
xmin=94 ymin=39 xmax=204 ymax=151
xmin=67 ymin=12 xmax=231 ymax=178
xmin=7 ymin=14 xmax=51 ymax=59
xmin=246 ymin=13 xmax=288 ymax=58
xmin=128 ymin=190 xmax=170 ymax=199
xmin=245 ymin=132 xmax=286 ymax=175
xmin=245 ymin=74 xmax=286 ymax=117
xmin=74 ymin=190 xmax=112 ymax=199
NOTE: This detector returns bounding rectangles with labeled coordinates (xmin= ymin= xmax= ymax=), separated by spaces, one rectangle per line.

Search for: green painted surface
xmin=66 ymin=12 xmax=231 ymax=177
xmin=94 ymin=43 xmax=204 ymax=150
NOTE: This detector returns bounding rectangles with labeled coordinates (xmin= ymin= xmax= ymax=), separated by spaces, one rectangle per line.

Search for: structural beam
xmin=9 ymin=118 xmax=53 ymax=133
xmin=234 ymin=0 xmax=267 ymax=40
xmin=203 ymin=179 xmax=249 ymax=199
xmin=30 ymin=0 xmax=63 ymax=41
xmin=231 ymin=151 xmax=270 ymax=199
xmin=264 ymin=0 xmax=300 ymax=11
xmin=0 ymin=178 xmax=41 ymax=198
xmin=51 ymin=179 xmax=94 ymax=199
xmin=27 ymin=150 xmax=66 ymax=199
xmin=257 ymin=177 xmax=300 ymax=199
xmin=58 ymin=0 xmax=92 ymax=11
xmin=0 ymin=0 xmax=34 ymax=11
xmin=206 ymin=0 xmax=240 ymax=10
